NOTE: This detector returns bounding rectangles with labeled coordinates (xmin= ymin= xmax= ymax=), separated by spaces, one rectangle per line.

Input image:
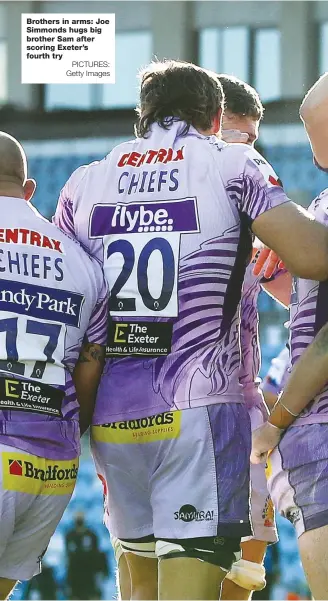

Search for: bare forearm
xmin=269 ymin=323 xmax=328 ymax=429
xmin=73 ymin=342 xmax=105 ymax=434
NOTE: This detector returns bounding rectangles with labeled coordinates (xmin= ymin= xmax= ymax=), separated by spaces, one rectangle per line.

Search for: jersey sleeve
xmin=53 ymin=165 xmax=88 ymax=236
xmin=85 ymin=277 xmax=108 ymax=346
xmin=260 ymin=345 xmax=290 ymax=396
xmin=224 ymin=145 xmax=290 ymax=224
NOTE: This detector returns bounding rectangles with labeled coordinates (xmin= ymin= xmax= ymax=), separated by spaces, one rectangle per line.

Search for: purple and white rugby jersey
xmin=54 ymin=120 xmax=289 ymax=423
xmin=240 ymin=254 xmax=287 ymax=410
xmin=239 ymin=257 xmax=263 ymax=410
xmin=289 ymin=188 xmax=328 ymax=425
xmin=260 ymin=345 xmax=290 ymax=398
xmin=0 ymin=197 xmax=107 ymax=459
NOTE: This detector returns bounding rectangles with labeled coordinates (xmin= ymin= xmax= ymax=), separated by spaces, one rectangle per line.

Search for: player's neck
xmin=0 ymin=183 xmax=25 ymax=199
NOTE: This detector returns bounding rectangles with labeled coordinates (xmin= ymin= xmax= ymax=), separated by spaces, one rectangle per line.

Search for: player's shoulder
xmin=221 ymin=143 xmax=270 ymax=171
xmin=310 ymin=187 xmax=328 ymax=210
xmin=213 ymin=141 xmax=267 ymax=172
xmin=53 ymin=221 xmax=105 ymax=292
xmin=63 ymin=139 xmax=136 ymax=188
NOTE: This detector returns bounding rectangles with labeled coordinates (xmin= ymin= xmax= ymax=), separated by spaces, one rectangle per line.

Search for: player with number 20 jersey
xmin=53 ymin=63 xmax=328 ymax=599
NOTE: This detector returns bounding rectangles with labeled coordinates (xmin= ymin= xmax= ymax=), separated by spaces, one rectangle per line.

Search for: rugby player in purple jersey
xmin=0 ymin=132 xmax=108 ymax=600
xmin=54 ymin=60 xmax=328 ymax=600
xmin=252 ymin=72 xmax=328 ymax=601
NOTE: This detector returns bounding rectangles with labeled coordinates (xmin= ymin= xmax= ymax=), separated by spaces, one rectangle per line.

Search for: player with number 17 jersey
xmin=0 ymin=188 xmax=107 ymax=584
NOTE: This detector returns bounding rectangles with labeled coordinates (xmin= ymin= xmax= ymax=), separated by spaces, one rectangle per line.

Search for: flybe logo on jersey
xmin=117 ymin=147 xmax=185 ymax=168
xmin=0 ymin=279 xmax=83 ymax=327
xmin=0 ymin=228 xmax=64 ymax=253
xmin=90 ymin=198 xmax=200 ymax=236
xmin=3 ymin=452 xmax=78 ymax=496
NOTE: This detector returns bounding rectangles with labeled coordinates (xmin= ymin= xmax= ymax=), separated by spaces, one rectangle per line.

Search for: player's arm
xmin=251 ymin=330 xmax=328 ymax=463
xmin=300 ymin=72 xmax=328 ymax=170
xmin=262 ymin=389 xmax=278 ymax=412
xmin=225 ymin=146 xmax=328 ymax=281
xmin=260 ymin=346 xmax=290 ymax=411
xmin=269 ymin=323 xmax=328 ymax=429
xmin=73 ymin=274 xmax=109 ymax=435
xmin=53 ymin=165 xmax=87 ymax=236
xmin=72 ymin=341 xmax=105 ymax=435
xmin=252 ymin=201 xmax=328 ymax=281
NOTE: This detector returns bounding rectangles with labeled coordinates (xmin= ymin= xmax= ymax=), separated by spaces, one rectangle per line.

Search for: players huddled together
xmin=1 ymin=61 xmax=328 ymax=601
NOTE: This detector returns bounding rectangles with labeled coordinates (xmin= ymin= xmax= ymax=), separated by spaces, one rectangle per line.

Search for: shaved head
xmin=0 ymin=131 xmax=27 ymax=186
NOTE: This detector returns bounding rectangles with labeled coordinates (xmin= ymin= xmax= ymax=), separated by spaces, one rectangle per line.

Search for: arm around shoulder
xmin=252 ymin=202 xmax=328 ymax=281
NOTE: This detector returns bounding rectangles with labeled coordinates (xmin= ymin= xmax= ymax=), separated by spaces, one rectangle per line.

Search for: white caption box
xmin=21 ymin=14 xmax=115 ymax=84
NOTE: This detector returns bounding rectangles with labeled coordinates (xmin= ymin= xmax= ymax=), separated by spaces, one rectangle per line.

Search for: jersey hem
xmin=92 ymin=395 xmax=244 ymax=424
xmin=0 ymin=435 xmax=80 ymax=460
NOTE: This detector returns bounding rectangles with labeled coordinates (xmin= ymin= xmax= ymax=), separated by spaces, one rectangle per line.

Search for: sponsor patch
xmin=92 ymin=411 xmax=181 ymax=444
xmin=0 ymin=377 xmax=64 ymax=417
xmin=285 ymin=507 xmax=301 ymax=525
xmin=89 ymin=198 xmax=200 ymax=236
xmin=106 ymin=321 xmax=173 ymax=357
xmin=265 ymin=452 xmax=272 ymax=479
xmin=262 ymin=495 xmax=275 ymax=528
xmin=117 ymin=147 xmax=185 ymax=168
xmin=2 ymin=452 xmax=78 ymax=496
xmin=246 ymin=149 xmax=283 ymax=188
xmin=0 ymin=279 xmax=83 ymax=327
xmin=174 ymin=504 xmax=214 ymax=522
xmin=0 ymin=228 xmax=64 ymax=253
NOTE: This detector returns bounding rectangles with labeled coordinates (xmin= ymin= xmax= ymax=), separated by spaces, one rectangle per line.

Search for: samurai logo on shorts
xmin=285 ymin=507 xmax=301 ymax=525
xmin=262 ymin=495 xmax=274 ymax=527
xmin=3 ymin=452 xmax=78 ymax=496
xmin=174 ymin=504 xmax=214 ymax=522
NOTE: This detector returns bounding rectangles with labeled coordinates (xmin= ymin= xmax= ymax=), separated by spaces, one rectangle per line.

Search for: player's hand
xmin=250 ymin=422 xmax=284 ymax=464
xmin=221 ymin=129 xmax=249 ymax=144
xmin=253 ymin=248 xmax=285 ymax=279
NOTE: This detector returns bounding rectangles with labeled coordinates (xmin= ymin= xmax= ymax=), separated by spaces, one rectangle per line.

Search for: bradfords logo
xmin=117 ymin=147 xmax=185 ymax=168
xmin=0 ymin=279 xmax=83 ymax=327
xmin=174 ymin=504 xmax=214 ymax=522
xmin=92 ymin=411 xmax=182 ymax=444
xmin=8 ymin=458 xmax=77 ymax=481
xmin=3 ymin=453 xmax=78 ymax=496
xmin=90 ymin=198 xmax=200 ymax=236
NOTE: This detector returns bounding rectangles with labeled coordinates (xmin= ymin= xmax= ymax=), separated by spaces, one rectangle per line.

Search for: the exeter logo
xmin=0 ymin=279 xmax=83 ymax=327
xmin=107 ymin=321 xmax=173 ymax=357
xmin=114 ymin=323 xmax=128 ymax=343
xmin=174 ymin=504 xmax=214 ymax=522
xmin=90 ymin=198 xmax=200 ymax=236
xmin=0 ymin=378 xmax=64 ymax=417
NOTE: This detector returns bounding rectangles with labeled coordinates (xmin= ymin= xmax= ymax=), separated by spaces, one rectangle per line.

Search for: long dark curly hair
xmin=135 ymin=60 xmax=224 ymax=138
